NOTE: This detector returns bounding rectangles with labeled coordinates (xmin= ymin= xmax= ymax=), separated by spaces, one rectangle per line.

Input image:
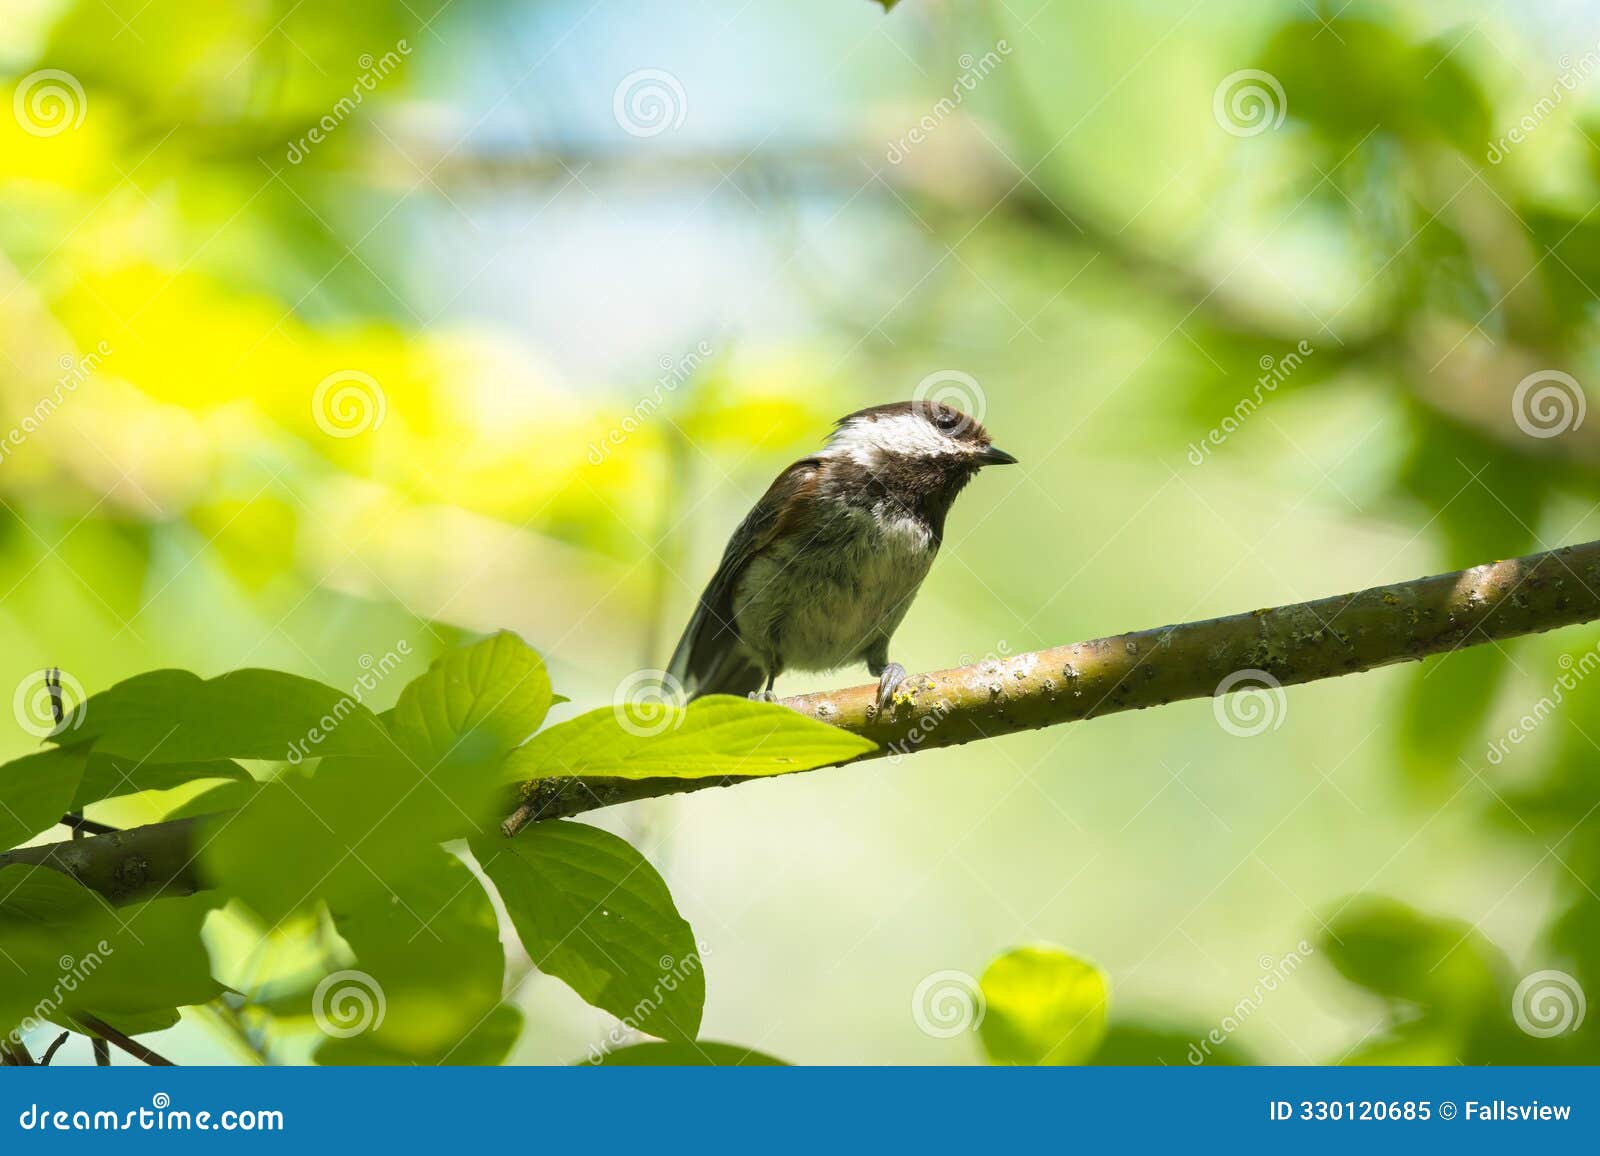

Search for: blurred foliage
xmin=3 ymin=0 xmax=1600 ymax=1065
xmin=963 ymin=1 xmax=1600 ymax=1064
xmin=977 ymin=945 xmax=1108 ymax=1065
xmin=971 ymin=944 xmax=1255 ymax=1066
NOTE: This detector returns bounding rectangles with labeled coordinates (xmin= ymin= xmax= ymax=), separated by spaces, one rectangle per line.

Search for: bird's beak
xmin=977 ymin=445 xmax=1019 ymax=466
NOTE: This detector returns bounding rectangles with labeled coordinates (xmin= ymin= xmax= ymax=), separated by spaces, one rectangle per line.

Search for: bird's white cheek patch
xmin=826 ymin=413 xmax=961 ymax=467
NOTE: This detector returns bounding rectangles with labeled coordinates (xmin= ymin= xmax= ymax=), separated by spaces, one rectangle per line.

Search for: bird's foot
xmin=874 ymin=662 xmax=907 ymax=712
xmin=747 ymin=689 xmax=779 ymax=703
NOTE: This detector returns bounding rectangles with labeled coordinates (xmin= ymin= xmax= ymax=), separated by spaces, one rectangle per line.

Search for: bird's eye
xmin=933 ymin=410 xmax=960 ymax=431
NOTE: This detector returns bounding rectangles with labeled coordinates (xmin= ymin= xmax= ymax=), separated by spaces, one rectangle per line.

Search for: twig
xmin=0 ymin=815 xmax=210 ymax=902
xmin=38 ymin=1032 xmax=70 ymax=1066
xmin=59 ymin=813 xmax=120 ymax=836
xmin=48 ymin=668 xmax=119 ymax=837
xmin=92 ymin=1038 xmax=109 ymax=1066
xmin=0 ymin=1038 xmax=34 ymax=1066
xmin=77 ymin=1014 xmax=175 ymax=1066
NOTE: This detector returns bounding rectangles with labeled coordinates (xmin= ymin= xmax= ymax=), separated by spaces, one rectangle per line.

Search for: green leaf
xmin=205 ymin=749 xmax=504 ymax=926
xmin=977 ymin=946 xmax=1109 ymax=1065
xmin=161 ymin=779 xmax=260 ymax=821
xmin=72 ymin=753 xmax=249 ymax=810
xmin=74 ymin=1007 xmax=182 ymax=1037
xmin=0 ymin=747 xmax=86 ymax=850
xmin=314 ymin=851 xmax=513 ymax=1065
xmin=64 ymin=669 xmax=391 ymax=763
xmin=1397 ymin=646 xmax=1505 ymax=785
xmin=0 ymin=863 xmax=100 ymax=928
xmin=1319 ymin=895 xmax=1503 ymax=1020
xmin=0 ymin=866 xmax=223 ymax=1035
xmin=387 ymin=631 xmax=557 ymax=766
xmin=583 ymin=1041 xmax=786 ymax=1066
xmin=1093 ymin=1021 xmax=1255 ymax=1066
xmin=317 ymin=1003 xmax=522 ymax=1066
xmin=0 ymin=926 xmax=61 ymax=1032
xmin=473 ymin=821 xmax=704 ymax=1041
xmin=501 ymin=695 xmax=875 ymax=783
xmin=76 ymin=891 xmax=226 ymax=1014
xmin=0 ymin=869 xmax=109 ymax=1032
xmin=1260 ymin=17 xmax=1490 ymax=151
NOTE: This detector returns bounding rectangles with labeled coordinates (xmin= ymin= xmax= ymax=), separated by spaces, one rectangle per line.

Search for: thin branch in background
xmin=77 ymin=1014 xmax=175 ymax=1066
xmin=47 ymin=667 xmax=62 ymax=728
xmin=38 ymin=1032 xmax=70 ymax=1066
xmin=49 ymin=668 xmax=119 ymax=837
xmin=60 ymin=813 xmax=120 ymax=837
xmin=92 ymin=1038 xmax=109 ymax=1066
xmin=0 ymin=1038 xmax=34 ymax=1066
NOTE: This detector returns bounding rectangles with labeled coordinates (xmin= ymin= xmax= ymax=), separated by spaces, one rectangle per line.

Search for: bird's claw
xmin=747 ymin=689 xmax=778 ymax=703
xmin=875 ymin=662 xmax=907 ymax=712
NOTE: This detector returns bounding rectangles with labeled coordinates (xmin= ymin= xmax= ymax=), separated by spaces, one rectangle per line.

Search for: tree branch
xmin=503 ymin=539 xmax=1600 ymax=830
xmin=76 ymin=1014 xmax=176 ymax=1066
xmin=10 ymin=539 xmax=1600 ymax=893
xmin=0 ymin=815 xmax=211 ymax=902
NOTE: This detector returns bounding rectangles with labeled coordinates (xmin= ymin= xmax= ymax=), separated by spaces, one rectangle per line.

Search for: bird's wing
xmin=667 ymin=457 xmax=821 ymax=698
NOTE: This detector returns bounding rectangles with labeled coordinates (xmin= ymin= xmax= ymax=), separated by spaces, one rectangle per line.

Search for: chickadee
xmin=667 ymin=400 xmax=1017 ymax=709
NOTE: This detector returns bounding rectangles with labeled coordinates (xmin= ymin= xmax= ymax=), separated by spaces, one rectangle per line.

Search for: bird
xmin=666 ymin=399 xmax=1017 ymax=710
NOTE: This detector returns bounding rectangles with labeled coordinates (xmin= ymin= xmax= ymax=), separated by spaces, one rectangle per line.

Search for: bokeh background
xmin=5 ymin=0 xmax=1600 ymax=1064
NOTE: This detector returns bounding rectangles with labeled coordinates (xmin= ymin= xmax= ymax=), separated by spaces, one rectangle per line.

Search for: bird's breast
xmin=732 ymin=504 xmax=937 ymax=672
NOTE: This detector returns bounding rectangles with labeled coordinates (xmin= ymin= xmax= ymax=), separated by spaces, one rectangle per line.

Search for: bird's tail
xmin=666 ymin=606 xmax=766 ymax=701
xmin=684 ymin=650 xmax=767 ymax=701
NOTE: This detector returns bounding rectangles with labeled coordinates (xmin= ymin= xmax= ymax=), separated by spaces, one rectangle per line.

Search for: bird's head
xmin=823 ymin=400 xmax=1018 ymax=474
